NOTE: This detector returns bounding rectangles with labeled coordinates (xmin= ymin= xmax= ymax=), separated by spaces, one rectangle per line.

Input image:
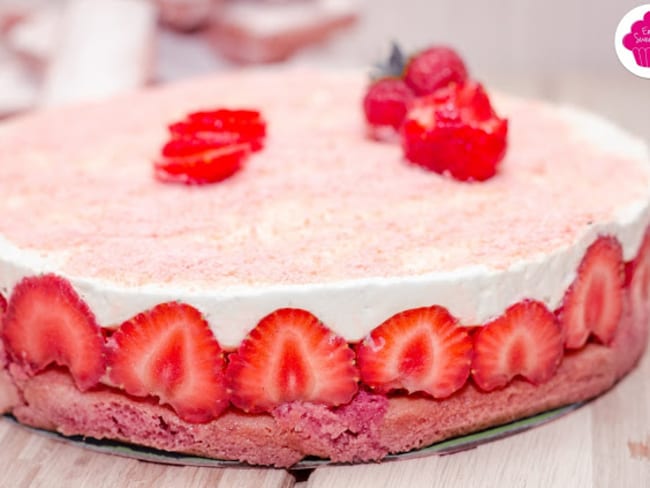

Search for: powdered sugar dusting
xmin=0 ymin=70 xmax=647 ymax=347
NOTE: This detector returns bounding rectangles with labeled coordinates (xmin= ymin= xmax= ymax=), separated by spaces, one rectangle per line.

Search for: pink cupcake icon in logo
xmin=623 ymin=10 xmax=650 ymax=67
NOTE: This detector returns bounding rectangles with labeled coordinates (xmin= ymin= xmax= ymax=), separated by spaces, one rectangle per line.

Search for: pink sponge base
xmin=1 ymin=299 xmax=647 ymax=467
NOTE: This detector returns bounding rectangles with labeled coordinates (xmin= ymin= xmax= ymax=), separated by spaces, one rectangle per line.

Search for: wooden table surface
xmin=1 ymin=335 xmax=648 ymax=488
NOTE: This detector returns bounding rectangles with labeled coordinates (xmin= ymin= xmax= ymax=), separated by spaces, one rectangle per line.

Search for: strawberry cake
xmin=0 ymin=52 xmax=649 ymax=467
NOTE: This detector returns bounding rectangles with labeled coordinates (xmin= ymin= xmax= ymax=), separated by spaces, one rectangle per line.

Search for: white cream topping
xmin=0 ymin=104 xmax=648 ymax=349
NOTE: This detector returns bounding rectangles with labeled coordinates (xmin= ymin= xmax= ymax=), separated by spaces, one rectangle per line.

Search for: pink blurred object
xmin=156 ymin=0 xmax=224 ymax=31
xmin=41 ymin=0 xmax=156 ymax=106
xmin=5 ymin=6 xmax=61 ymax=75
xmin=207 ymin=0 xmax=359 ymax=63
xmin=0 ymin=49 xmax=39 ymax=117
xmin=0 ymin=0 xmax=53 ymax=34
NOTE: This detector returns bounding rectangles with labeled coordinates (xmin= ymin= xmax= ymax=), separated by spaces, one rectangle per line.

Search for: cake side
xmin=0 ymin=70 xmax=648 ymax=347
xmin=5 ymin=288 xmax=646 ymax=467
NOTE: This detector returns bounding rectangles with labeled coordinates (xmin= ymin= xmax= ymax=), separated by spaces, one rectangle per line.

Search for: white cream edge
xmin=0 ymin=104 xmax=648 ymax=349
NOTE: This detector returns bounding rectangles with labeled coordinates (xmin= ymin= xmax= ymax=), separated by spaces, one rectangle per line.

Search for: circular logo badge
xmin=615 ymin=4 xmax=650 ymax=78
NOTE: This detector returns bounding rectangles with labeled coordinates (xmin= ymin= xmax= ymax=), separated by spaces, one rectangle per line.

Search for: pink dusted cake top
xmin=0 ymin=69 xmax=647 ymax=289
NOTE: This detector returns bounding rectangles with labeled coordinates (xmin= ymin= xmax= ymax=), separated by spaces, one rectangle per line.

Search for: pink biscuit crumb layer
xmin=4 ymin=296 xmax=647 ymax=467
xmin=0 ymin=70 xmax=647 ymax=288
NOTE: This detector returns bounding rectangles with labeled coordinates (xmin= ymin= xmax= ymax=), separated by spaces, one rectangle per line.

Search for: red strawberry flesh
xmin=401 ymin=81 xmax=508 ymax=181
xmin=558 ymin=236 xmax=624 ymax=349
xmin=226 ymin=308 xmax=358 ymax=413
xmin=155 ymin=143 xmax=250 ymax=185
xmin=472 ymin=300 xmax=563 ymax=391
xmin=2 ymin=274 xmax=105 ymax=391
xmin=107 ymin=302 xmax=228 ymax=423
xmin=628 ymin=227 xmax=650 ymax=324
xmin=357 ymin=306 xmax=472 ymax=398
xmin=156 ymin=108 xmax=266 ymax=185
xmin=363 ymin=78 xmax=415 ymax=132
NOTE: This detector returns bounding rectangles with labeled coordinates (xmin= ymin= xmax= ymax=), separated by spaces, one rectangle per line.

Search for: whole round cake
xmin=0 ymin=63 xmax=648 ymax=467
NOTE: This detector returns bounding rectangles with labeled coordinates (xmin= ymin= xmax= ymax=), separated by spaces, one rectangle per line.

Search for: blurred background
xmin=0 ymin=0 xmax=647 ymax=139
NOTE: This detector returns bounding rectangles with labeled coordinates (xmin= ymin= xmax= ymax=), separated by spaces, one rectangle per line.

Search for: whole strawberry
xmin=401 ymin=81 xmax=508 ymax=181
xmin=363 ymin=77 xmax=415 ymax=138
xmin=404 ymin=46 xmax=468 ymax=96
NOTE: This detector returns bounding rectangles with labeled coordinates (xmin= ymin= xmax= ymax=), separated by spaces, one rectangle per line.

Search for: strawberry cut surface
xmin=558 ymin=236 xmax=624 ymax=349
xmin=357 ymin=306 xmax=472 ymax=398
xmin=2 ymin=274 xmax=105 ymax=391
xmin=627 ymin=227 xmax=650 ymax=324
xmin=472 ymin=300 xmax=563 ymax=392
xmin=155 ymin=143 xmax=250 ymax=185
xmin=226 ymin=308 xmax=358 ymax=413
xmin=107 ymin=302 xmax=228 ymax=423
xmin=155 ymin=108 xmax=266 ymax=185
xmin=401 ymin=81 xmax=508 ymax=182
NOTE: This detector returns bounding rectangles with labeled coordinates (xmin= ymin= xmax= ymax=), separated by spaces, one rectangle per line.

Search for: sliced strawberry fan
xmin=155 ymin=108 xmax=266 ymax=185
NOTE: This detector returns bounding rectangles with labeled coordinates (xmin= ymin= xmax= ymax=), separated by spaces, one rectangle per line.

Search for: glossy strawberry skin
xmin=404 ymin=46 xmax=468 ymax=96
xmin=401 ymin=81 xmax=508 ymax=181
xmin=2 ymin=274 xmax=106 ymax=391
xmin=363 ymin=78 xmax=415 ymax=132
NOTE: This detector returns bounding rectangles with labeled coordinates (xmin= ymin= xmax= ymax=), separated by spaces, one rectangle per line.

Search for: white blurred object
xmin=208 ymin=0 xmax=359 ymax=63
xmin=5 ymin=6 xmax=62 ymax=73
xmin=0 ymin=46 xmax=38 ymax=117
xmin=156 ymin=0 xmax=222 ymax=31
xmin=41 ymin=0 xmax=156 ymax=106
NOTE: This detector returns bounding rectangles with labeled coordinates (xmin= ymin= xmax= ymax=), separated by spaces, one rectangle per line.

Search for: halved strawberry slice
xmin=401 ymin=81 xmax=508 ymax=182
xmin=226 ymin=308 xmax=358 ymax=413
xmin=357 ymin=306 xmax=472 ymax=398
xmin=627 ymin=227 xmax=650 ymax=324
xmin=161 ymin=133 xmax=241 ymax=157
xmin=472 ymin=300 xmax=563 ymax=391
xmin=0 ymin=292 xmax=6 ymax=316
xmin=155 ymin=143 xmax=250 ymax=185
xmin=558 ymin=236 xmax=624 ymax=349
xmin=171 ymin=109 xmax=266 ymax=152
xmin=107 ymin=302 xmax=228 ymax=423
xmin=3 ymin=274 xmax=105 ymax=391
